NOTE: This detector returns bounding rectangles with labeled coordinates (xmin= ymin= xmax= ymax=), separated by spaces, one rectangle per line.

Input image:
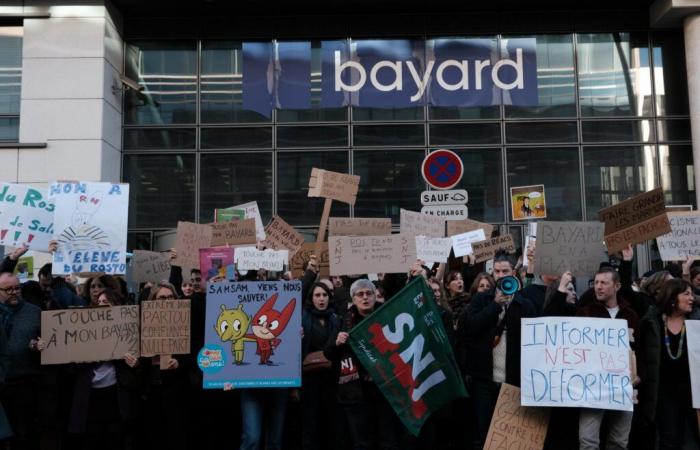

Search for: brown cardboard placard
xmin=291 ymin=242 xmax=329 ymax=279
xmin=447 ymin=218 xmax=494 ymax=240
xmin=261 ymin=215 xmax=305 ymax=257
xmin=399 ymin=209 xmax=445 ymax=237
xmin=132 ymin=250 xmax=172 ymax=284
xmin=469 ymin=235 xmax=516 ymax=264
xmin=534 ymin=221 xmax=607 ymax=277
xmin=328 ymin=217 xmax=392 ymax=236
xmin=598 ymin=187 xmax=667 ymax=235
xmin=484 ymin=383 xmax=549 ymax=450
xmin=329 ymin=234 xmax=416 ymax=276
xmin=41 ymin=306 xmax=140 ymax=365
xmin=173 ymin=222 xmax=213 ymax=268
xmin=308 ymin=168 xmax=360 ymax=205
xmin=140 ymin=299 xmax=191 ymax=357
xmin=209 ymin=218 xmax=257 ymax=247
xmin=604 ymin=214 xmax=672 ymax=254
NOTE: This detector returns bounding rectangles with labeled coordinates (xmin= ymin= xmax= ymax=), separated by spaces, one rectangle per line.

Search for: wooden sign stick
xmin=315 ymin=198 xmax=332 ymax=258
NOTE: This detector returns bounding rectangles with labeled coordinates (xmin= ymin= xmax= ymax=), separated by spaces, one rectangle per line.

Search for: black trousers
xmin=1 ymin=376 xmax=40 ymax=450
xmin=301 ymin=371 xmax=336 ymax=450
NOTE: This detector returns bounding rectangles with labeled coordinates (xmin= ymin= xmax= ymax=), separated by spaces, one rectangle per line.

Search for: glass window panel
xmin=352 ymin=107 xmax=423 ymax=121
xmin=353 ymin=124 xmax=424 ymax=147
xmin=0 ymin=27 xmax=22 ymax=116
xmin=652 ymin=32 xmax=690 ymax=116
xmin=453 ymin=149 xmax=504 ymax=222
xmin=577 ymin=33 xmax=652 ymax=117
xmin=277 ymin=125 xmax=348 ymax=148
xmin=199 ymin=153 xmax=273 ymax=223
xmin=659 ymin=145 xmax=696 ymax=208
xmin=506 ymin=121 xmax=577 ymax=144
xmin=201 ymin=127 xmax=272 ymax=149
xmin=583 ymin=146 xmax=657 ymax=215
xmin=429 ymin=123 xmax=500 ymax=146
xmin=0 ymin=117 xmax=18 ymax=141
xmin=507 ymin=147 xmax=581 ymax=220
xmin=125 ymin=41 xmax=197 ymax=125
xmin=657 ymin=119 xmax=691 ymax=142
xmin=505 ymin=34 xmax=577 ymax=118
xmin=354 ymin=150 xmax=425 ymax=222
xmin=277 ymin=151 xmax=349 ymax=226
xmin=127 ymin=232 xmax=152 ymax=251
xmin=123 ymin=128 xmax=196 ymax=150
xmin=581 ymin=120 xmax=654 ymax=143
xmin=123 ymin=154 xmax=196 ymax=228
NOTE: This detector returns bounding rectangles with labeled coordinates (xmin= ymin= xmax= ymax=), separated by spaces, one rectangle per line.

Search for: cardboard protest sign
xmin=200 ymin=281 xmax=302 ymax=388
xmin=598 ymin=188 xmax=671 ymax=253
xmin=470 ymin=235 xmax=517 ymax=264
xmin=262 ymin=215 xmax=305 ymax=257
xmin=484 ymin=383 xmax=549 ymax=450
xmin=132 ymin=250 xmax=172 ymax=284
xmin=656 ymin=212 xmax=700 ymax=261
xmin=666 ymin=205 xmax=693 ymax=212
xmin=231 ymin=201 xmax=266 ymax=241
xmin=41 ymin=305 xmax=140 ymax=365
xmin=200 ymin=247 xmax=235 ymax=282
xmin=50 ymin=182 xmax=129 ymax=275
xmin=234 ymin=247 xmax=288 ymax=271
xmin=140 ymin=299 xmax=191 ymax=357
xmin=415 ymin=236 xmax=452 ymax=263
xmin=172 ymin=222 xmax=213 ymax=269
xmin=400 ymin=209 xmax=445 ymax=237
xmin=534 ymin=221 xmax=607 ymax=277
xmin=451 ymin=229 xmax=486 ymax=257
xmin=446 ymin=218 xmax=494 ymax=240
xmin=511 ymin=185 xmax=546 ymax=221
xmin=214 ymin=207 xmax=245 ymax=223
xmin=290 ymin=242 xmax=329 ymax=278
xmin=0 ymin=183 xmax=55 ymax=251
xmin=14 ymin=256 xmax=33 ymax=282
xmin=686 ymin=321 xmax=700 ymax=408
xmin=308 ymin=168 xmax=360 ymax=205
xmin=328 ymin=217 xmax=392 ymax=236
xmin=521 ymin=317 xmax=634 ymax=411
xmin=209 ymin=218 xmax=256 ymax=246
xmin=329 ymin=234 xmax=416 ymax=276
xmin=349 ymin=278 xmax=467 ymax=436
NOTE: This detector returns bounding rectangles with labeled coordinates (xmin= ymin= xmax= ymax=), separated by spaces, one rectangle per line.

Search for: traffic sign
xmin=421 ymin=205 xmax=469 ymax=220
xmin=421 ymin=149 xmax=464 ymax=190
xmin=420 ymin=189 xmax=468 ymax=206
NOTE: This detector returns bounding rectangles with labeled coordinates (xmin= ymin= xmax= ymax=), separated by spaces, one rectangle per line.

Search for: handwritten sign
xmin=484 ymin=383 xmax=549 ymax=450
xmin=234 ymin=247 xmax=288 ymax=271
xmin=521 ymin=317 xmax=633 ymax=411
xmin=328 ymin=217 xmax=392 ymax=236
xmin=209 ymin=218 xmax=256 ymax=246
xmin=686 ymin=321 xmax=700 ymax=408
xmin=534 ymin=221 xmax=607 ymax=277
xmin=451 ymin=229 xmax=486 ymax=257
xmin=140 ymin=299 xmax=191 ymax=357
xmin=41 ymin=305 xmax=140 ymax=365
xmin=231 ymin=201 xmax=266 ymax=241
xmin=598 ymin=188 xmax=671 ymax=253
xmin=262 ymin=215 xmax=305 ymax=257
xmin=446 ymin=218 xmax=493 ymax=240
xmin=0 ymin=183 xmax=55 ymax=251
xmin=290 ymin=242 xmax=329 ymax=278
xmin=329 ymin=234 xmax=416 ymax=276
xmin=308 ymin=168 xmax=360 ymax=205
xmin=173 ymin=222 xmax=213 ymax=269
xmin=415 ymin=236 xmax=452 ymax=263
xmin=470 ymin=235 xmax=517 ymax=263
xmin=132 ymin=250 xmax=172 ymax=284
xmin=656 ymin=212 xmax=700 ymax=261
xmin=400 ymin=209 xmax=445 ymax=237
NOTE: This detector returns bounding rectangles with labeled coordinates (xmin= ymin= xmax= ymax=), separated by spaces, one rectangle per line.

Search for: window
xmin=0 ymin=27 xmax=22 ymax=142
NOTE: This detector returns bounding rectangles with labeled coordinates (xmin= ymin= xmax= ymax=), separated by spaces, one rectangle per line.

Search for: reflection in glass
xmin=277 ymin=125 xmax=348 ymax=148
xmin=0 ymin=27 xmax=21 ymax=115
xmin=581 ymin=120 xmax=653 ymax=143
xmin=652 ymin=32 xmax=690 ymax=116
xmin=659 ymin=145 xmax=695 ymax=207
xmin=430 ymin=123 xmax=500 ymax=146
xmin=453 ymin=149 xmax=504 ymax=222
xmin=127 ymin=232 xmax=152 ymax=251
xmin=506 ymin=122 xmax=577 ymax=144
xmin=123 ymin=128 xmax=196 ymax=150
xmin=353 ymin=124 xmax=424 ymax=147
xmin=201 ymin=127 xmax=272 ymax=149
xmin=0 ymin=117 xmax=18 ymax=142
xmin=657 ymin=119 xmax=691 ymax=142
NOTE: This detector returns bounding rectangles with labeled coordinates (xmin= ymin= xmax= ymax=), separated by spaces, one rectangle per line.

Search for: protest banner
xmin=415 ymin=236 xmax=452 ymax=263
xmin=172 ymin=221 xmax=213 ymax=269
xmin=209 ymin=218 xmax=256 ymax=246
xmin=329 ymin=234 xmax=416 ymax=276
xmin=308 ymin=168 xmax=360 ymax=206
xmin=328 ymin=217 xmax=392 ymax=236
xmin=520 ymin=316 xmax=634 ymax=411
xmin=534 ymin=221 xmax=607 ymax=277
xmin=50 ymin=182 xmax=129 ymax=275
xmin=349 ymin=277 xmax=467 ymax=435
xmin=234 ymin=246 xmax=288 ymax=271
xmin=262 ymin=215 xmax=305 ymax=257
xmin=290 ymin=242 xmax=329 ymax=278
xmin=400 ymin=209 xmax=445 ymax=237
xmin=484 ymin=383 xmax=549 ymax=450
xmin=41 ymin=305 xmax=140 ymax=365
xmin=656 ymin=212 xmax=700 ymax=261
xmin=686 ymin=321 xmax=700 ymax=408
xmin=0 ymin=183 xmax=55 ymax=251
xmin=199 ymin=247 xmax=235 ymax=282
xmin=511 ymin=185 xmax=546 ymax=221
xmin=470 ymin=235 xmax=517 ymax=264
xmin=200 ymin=280 xmax=302 ymax=388
xmin=446 ymin=218 xmax=494 ymax=240
xmin=230 ymin=201 xmax=266 ymax=241
xmin=214 ymin=207 xmax=245 ymax=223
xmin=451 ymin=229 xmax=486 ymax=257
xmin=140 ymin=299 xmax=191 ymax=357
xmin=132 ymin=250 xmax=172 ymax=284
xmin=598 ymin=188 xmax=671 ymax=253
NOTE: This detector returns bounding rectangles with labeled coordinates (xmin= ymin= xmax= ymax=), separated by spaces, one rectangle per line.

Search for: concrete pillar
xmin=685 ymin=14 xmax=700 ymax=207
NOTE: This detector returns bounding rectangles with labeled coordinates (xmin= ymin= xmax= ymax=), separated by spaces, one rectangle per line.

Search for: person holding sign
xmin=637 ymin=279 xmax=700 ymax=450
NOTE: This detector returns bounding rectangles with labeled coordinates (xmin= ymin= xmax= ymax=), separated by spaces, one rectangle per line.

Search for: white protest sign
xmin=451 ymin=229 xmax=486 ymax=257
xmin=400 ymin=209 xmax=444 ymax=237
xmin=234 ymin=246 xmax=288 ymax=271
xmin=521 ymin=317 xmax=633 ymax=411
xmin=686 ymin=321 xmax=700 ymax=408
xmin=656 ymin=212 xmax=700 ymax=261
xmin=50 ymin=182 xmax=129 ymax=275
xmin=231 ymin=201 xmax=266 ymax=241
xmin=415 ymin=236 xmax=452 ymax=263
xmin=0 ymin=183 xmax=55 ymax=251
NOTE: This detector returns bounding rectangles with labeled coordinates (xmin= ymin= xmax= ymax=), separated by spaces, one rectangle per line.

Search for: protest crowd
xmin=0 ymin=178 xmax=699 ymax=450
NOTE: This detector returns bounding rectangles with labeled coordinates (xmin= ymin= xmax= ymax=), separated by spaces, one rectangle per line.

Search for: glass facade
xmin=0 ymin=27 xmax=22 ymax=142
xmin=123 ymin=32 xmax=693 ymax=250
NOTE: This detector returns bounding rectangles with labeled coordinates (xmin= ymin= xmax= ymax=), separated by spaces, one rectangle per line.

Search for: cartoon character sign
xmin=215 ymin=304 xmax=254 ymax=365
xmin=249 ymin=293 xmax=296 ymax=365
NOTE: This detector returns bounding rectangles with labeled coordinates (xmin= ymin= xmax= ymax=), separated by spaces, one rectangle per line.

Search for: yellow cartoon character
xmin=215 ymin=304 xmax=255 ymax=365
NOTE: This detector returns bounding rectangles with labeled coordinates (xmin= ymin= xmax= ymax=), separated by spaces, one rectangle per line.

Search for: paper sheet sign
xmin=470 ymin=235 xmax=516 ymax=263
xmin=400 ymin=209 xmax=445 ymax=237
xmin=656 ymin=212 xmax=700 ymax=261
xmin=308 ymin=168 xmax=360 ymax=205
xmin=234 ymin=247 xmax=288 ymax=271
xmin=446 ymin=218 xmax=494 ymax=240
xmin=534 ymin=221 xmax=607 ymax=277
xmin=140 ymin=299 xmax=191 ymax=357
xmin=262 ymin=215 xmax=305 ymax=256
xmin=686 ymin=321 xmax=700 ymax=408
xmin=451 ymin=229 xmax=486 ymax=257
xmin=328 ymin=217 xmax=391 ymax=236
xmin=209 ymin=219 xmax=257 ymax=246
xmin=415 ymin=236 xmax=452 ymax=263
xmin=0 ymin=183 xmax=55 ymax=251
xmin=173 ymin=222 xmax=213 ymax=269
xmin=132 ymin=250 xmax=172 ymax=284
xmin=231 ymin=201 xmax=266 ymax=241
xmin=329 ymin=234 xmax=416 ymax=276
xmin=290 ymin=242 xmax=329 ymax=278
xmin=484 ymin=383 xmax=549 ymax=450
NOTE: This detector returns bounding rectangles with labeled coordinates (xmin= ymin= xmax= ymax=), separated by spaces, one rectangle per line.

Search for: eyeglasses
xmin=353 ymin=290 xmax=374 ymax=298
xmin=156 ymin=295 xmax=176 ymax=300
xmin=0 ymin=286 xmax=20 ymax=294
xmin=192 ymin=277 xmax=202 ymax=282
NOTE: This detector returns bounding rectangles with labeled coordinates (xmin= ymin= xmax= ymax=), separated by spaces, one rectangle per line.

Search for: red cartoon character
xmin=248 ymin=293 xmax=296 ymax=365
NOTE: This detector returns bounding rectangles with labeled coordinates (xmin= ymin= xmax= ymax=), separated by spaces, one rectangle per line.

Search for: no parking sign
xmin=421 ymin=149 xmax=464 ymax=190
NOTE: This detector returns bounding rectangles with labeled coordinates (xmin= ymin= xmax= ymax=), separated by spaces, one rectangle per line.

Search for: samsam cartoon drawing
xmin=249 ymin=293 xmax=296 ymax=365
xmin=215 ymin=304 xmax=255 ymax=365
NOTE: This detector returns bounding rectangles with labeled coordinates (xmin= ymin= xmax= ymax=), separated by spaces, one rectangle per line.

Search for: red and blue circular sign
xmin=421 ymin=149 xmax=464 ymax=190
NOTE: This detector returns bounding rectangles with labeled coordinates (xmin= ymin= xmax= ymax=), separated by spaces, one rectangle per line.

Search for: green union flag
xmin=349 ymin=277 xmax=467 ymax=436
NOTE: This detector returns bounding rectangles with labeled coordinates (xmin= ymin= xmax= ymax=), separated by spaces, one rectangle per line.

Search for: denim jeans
xmin=579 ymin=408 xmax=633 ymax=450
xmin=240 ymin=389 xmax=288 ymax=450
